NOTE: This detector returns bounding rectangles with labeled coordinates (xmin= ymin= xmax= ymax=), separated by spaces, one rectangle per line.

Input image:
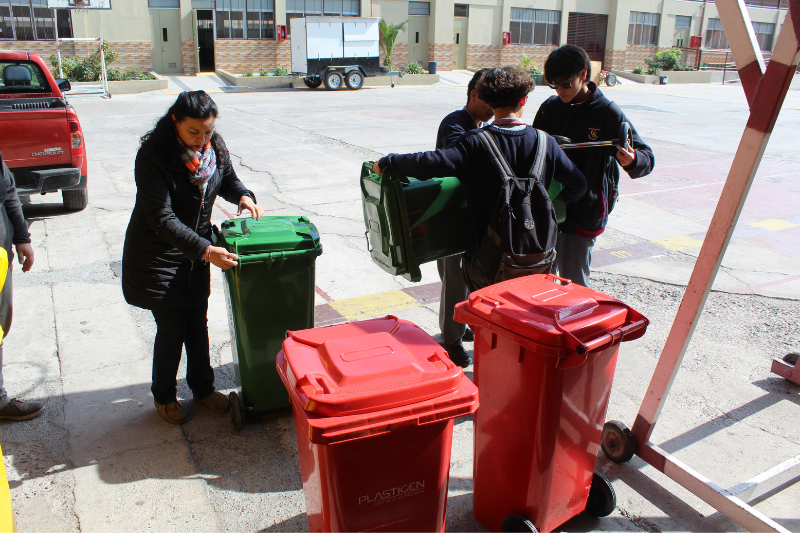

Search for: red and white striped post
xmin=622 ymin=1 xmax=800 ymax=531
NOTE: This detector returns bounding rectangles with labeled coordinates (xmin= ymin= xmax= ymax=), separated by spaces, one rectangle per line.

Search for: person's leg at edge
xmin=439 ymin=255 xmax=468 ymax=346
xmin=185 ymin=299 xmax=227 ymax=414
xmin=555 ymin=232 xmax=595 ymax=287
xmin=0 ymin=262 xmax=43 ymax=420
xmin=151 ymin=306 xmax=189 ymax=423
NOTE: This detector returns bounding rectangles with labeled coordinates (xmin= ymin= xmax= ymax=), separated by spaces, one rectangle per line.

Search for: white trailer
xmin=290 ymin=16 xmax=401 ymax=90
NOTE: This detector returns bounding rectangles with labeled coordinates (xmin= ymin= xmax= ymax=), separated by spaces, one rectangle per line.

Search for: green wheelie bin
xmin=360 ymin=162 xmax=467 ymax=282
xmin=214 ymin=216 xmax=322 ymax=430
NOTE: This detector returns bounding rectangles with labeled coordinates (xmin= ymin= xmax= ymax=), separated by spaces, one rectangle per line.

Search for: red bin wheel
xmin=501 ymin=514 xmax=537 ymax=532
xmin=601 ymin=420 xmax=635 ymax=463
xmin=585 ymin=472 xmax=616 ymax=517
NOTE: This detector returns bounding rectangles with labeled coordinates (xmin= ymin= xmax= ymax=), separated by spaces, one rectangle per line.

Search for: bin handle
xmin=364 ymin=231 xmax=373 ymax=253
xmin=545 ymin=273 xmax=573 ymax=286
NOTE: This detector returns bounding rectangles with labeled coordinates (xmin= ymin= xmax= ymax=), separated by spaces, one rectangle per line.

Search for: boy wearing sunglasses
xmin=533 ymin=44 xmax=654 ymax=287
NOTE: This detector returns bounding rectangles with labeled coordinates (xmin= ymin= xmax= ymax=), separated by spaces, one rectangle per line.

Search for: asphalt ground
xmin=1 ymin=74 xmax=798 ymax=532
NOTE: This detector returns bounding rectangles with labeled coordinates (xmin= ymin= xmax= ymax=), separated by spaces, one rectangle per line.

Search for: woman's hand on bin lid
xmin=208 ymin=246 xmax=239 ymax=270
xmin=238 ymin=195 xmax=263 ymax=221
xmin=372 ymin=161 xmax=383 ymax=176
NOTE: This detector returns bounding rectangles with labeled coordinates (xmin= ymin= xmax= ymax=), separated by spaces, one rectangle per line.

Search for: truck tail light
xmin=69 ymin=120 xmax=82 ymax=149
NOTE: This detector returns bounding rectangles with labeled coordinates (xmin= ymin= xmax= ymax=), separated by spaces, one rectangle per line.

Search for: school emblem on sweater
xmin=588 ymin=128 xmax=601 ymax=140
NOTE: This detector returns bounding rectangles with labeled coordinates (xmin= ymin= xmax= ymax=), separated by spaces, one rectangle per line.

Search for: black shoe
xmin=441 ymin=342 xmax=473 ymax=368
xmin=462 ymin=328 xmax=475 ymax=343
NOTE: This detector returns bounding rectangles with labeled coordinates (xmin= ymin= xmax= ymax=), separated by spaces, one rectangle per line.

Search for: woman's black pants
xmin=150 ymin=301 xmax=215 ymax=405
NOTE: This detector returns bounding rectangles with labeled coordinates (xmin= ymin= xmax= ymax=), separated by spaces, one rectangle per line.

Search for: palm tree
xmin=379 ymin=19 xmax=408 ymax=70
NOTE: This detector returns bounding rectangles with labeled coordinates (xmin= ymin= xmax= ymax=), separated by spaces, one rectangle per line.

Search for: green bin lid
xmin=218 ymin=216 xmax=322 ymax=259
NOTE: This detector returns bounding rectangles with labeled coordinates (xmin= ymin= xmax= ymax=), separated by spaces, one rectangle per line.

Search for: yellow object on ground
xmin=0 ymin=442 xmax=16 ymax=533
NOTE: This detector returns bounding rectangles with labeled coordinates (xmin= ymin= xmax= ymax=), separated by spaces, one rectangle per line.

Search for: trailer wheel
xmin=323 ymin=71 xmax=343 ymax=90
xmin=345 ymin=70 xmax=364 ymax=90
xmin=303 ymin=77 xmax=322 ymax=89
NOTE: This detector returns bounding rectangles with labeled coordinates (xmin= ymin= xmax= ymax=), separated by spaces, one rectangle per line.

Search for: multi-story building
xmin=0 ymin=0 xmax=788 ymax=76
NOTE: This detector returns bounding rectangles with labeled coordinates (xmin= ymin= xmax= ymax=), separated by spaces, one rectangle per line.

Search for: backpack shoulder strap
xmin=477 ymin=128 xmax=529 ymax=191
xmin=528 ymin=129 xmax=548 ymax=184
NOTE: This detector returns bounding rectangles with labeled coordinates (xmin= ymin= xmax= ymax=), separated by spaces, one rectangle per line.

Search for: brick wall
xmin=466 ymin=44 xmax=501 ymax=69
xmin=3 ymin=39 xmax=152 ymax=73
xmin=392 ymin=42 xmax=409 ymax=70
xmin=604 ymin=49 xmax=626 ymax=71
xmin=213 ymin=40 xmax=292 ymax=73
xmin=499 ymin=45 xmax=556 ymax=69
xmin=181 ymin=41 xmax=196 ymax=75
xmin=622 ymin=44 xmax=668 ymax=71
xmin=428 ymin=42 xmax=452 ymax=71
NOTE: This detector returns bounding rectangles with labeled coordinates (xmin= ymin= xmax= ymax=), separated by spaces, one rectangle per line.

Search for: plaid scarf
xmin=177 ymin=135 xmax=217 ymax=189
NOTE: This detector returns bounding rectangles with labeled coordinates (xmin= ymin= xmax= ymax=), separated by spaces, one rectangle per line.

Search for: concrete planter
xmin=72 ymin=76 xmax=166 ymax=95
xmin=216 ymin=69 xmax=295 ymax=88
xmin=609 ymin=69 xmax=712 ymax=84
xmin=363 ymin=73 xmax=438 ymax=87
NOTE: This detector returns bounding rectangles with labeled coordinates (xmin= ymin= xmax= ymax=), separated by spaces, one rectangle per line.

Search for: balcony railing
xmin=676 ymin=0 xmax=787 ymax=9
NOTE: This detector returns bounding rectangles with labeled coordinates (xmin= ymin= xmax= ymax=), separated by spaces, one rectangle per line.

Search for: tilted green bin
xmin=214 ymin=216 xmax=322 ymax=430
xmin=360 ymin=162 xmax=468 ymax=282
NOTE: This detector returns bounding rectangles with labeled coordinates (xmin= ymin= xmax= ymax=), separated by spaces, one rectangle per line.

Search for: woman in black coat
xmin=122 ymin=91 xmax=263 ymax=425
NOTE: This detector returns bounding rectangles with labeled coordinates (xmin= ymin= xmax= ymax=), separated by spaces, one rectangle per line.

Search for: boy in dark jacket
xmin=435 ymin=68 xmax=493 ymax=367
xmin=374 ymin=66 xmax=586 ymax=292
xmin=0 ymin=154 xmax=39 ymax=421
xmin=533 ymin=45 xmax=654 ymax=286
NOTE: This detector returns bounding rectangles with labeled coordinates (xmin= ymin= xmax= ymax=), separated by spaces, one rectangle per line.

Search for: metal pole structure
xmin=99 ymin=10 xmax=109 ymax=97
xmin=619 ymin=0 xmax=800 ymax=530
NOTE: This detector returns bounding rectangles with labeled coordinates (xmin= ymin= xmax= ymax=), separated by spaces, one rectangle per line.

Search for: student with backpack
xmin=373 ymin=66 xmax=586 ymax=293
xmin=533 ymin=45 xmax=655 ymax=286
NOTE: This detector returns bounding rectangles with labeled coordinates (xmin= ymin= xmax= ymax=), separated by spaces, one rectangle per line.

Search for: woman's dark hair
xmin=140 ymin=90 xmax=228 ymax=166
xmin=544 ymin=44 xmax=591 ymax=84
xmin=476 ymin=67 xmax=535 ymax=109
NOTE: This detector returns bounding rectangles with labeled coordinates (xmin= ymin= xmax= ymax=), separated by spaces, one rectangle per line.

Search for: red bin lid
xmin=279 ymin=316 xmax=467 ymax=417
xmin=463 ymin=274 xmax=642 ymax=354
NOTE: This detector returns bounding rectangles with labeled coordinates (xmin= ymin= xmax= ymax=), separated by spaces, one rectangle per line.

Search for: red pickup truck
xmin=0 ymin=50 xmax=88 ymax=210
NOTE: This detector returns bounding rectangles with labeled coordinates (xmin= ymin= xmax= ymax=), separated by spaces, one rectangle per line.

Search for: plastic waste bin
xmin=276 ymin=315 xmax=479 ymax=532
xmin=361 ymin=162 xmax=467 ymax=282
xmin=454 ymin=274 xmax=649 ymax=533
xmin=428 ymin=60 xmax=437 ymax=74
xmin=659 ymin=75 xmax=668 ymax=84
xmin=214 ymin=216 xmax=322 ymax=429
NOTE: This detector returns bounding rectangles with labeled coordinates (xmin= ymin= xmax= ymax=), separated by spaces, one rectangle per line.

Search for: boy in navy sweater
xmin=373 ymin=67 xmax=586 ymax=293
xmin=534 ymin=45 xmax=654 ymax=286
xmin=434 ymin=68 xmax=493 ymax=367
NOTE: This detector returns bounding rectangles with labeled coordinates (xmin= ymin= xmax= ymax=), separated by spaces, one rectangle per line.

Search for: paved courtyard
xmin=1 ymin=74 xmax=799 ymax=532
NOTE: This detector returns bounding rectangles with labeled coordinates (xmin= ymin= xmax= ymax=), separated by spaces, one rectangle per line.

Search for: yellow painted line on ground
xmin=329 ymin=289 xmax=419 ymax=321
xmin=0 ymin=442 xmax=16 ymax=533
xmin=653 ymin=235 xmax=705 ymax=251
xmin=747 ymin=219 xmax=800 ymax=232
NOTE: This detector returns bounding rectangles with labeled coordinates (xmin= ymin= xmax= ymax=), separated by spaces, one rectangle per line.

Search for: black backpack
xmin=471 ymin=128 xmax=557 ymax=284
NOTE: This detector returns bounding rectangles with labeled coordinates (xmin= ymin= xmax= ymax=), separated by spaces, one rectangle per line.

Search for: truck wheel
xmin=63 ymin=188 xmax=88 ymax=211
xmin=345 ymin=71 xmax=364 ymax=90
xmin=323 ymin=71 xmax=343 ymax=90
xmin=303 ymin=77 xmax=322 ymax=89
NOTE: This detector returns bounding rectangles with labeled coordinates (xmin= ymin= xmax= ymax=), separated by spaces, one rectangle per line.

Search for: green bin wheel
xmin=601 ymin=420 xmax=636 ymax=463
xmin=230 ymin=391 xmax=242 ymax=432
xmin=501 ymin=514 xmax=537 ymax=532
xmin=585 ymin=472 xmax=616 ymax=517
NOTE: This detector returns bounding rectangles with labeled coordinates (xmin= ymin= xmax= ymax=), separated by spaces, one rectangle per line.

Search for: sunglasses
xmin=547 ymin=75 xmax=578 ymax=90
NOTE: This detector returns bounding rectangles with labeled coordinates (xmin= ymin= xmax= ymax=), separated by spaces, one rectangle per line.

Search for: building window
xmin=408 ymin=1 xmax=429 ymax=16
xmin=216 ymin=0 xmax=244 ymax=39
xmin=509 ymin=8 xmax=559 ymax=46
xmin=675 ymin=15 xmax=690 ymax=29
xmin=148 ymin=0 xmax=180 ymax=7
xmin=0 ymin=0 xmax=69 ymax=40
xmin=246 ymin=0 xmax=274 ymax=39
xmin=287 ymin=0 xmax=357 ymax=35
xmin=628 ymin=11 xmax=659 ymax=45
xmin=454 ymin=3 xmax=467 ymax=17
xmin=705 ymin=18 xmax=728 ymax=49
xmin=752 ymin=21 xmax=774 ymax=51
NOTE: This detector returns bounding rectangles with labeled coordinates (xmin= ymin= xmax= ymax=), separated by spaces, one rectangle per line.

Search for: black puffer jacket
xmin=122 ymin=140 xmax=252 ymax=310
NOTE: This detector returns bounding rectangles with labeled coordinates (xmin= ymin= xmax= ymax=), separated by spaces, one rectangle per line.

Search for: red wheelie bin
xmin=454 ymin=274 xmax=648 ymax=533
xmin=276 ymin=315 xmax=479 ymax=533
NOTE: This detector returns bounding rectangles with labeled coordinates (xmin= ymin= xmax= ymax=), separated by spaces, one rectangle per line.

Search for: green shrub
xmin=403 ymin=61 xmax=426 ymax=74
xmin=49 ymin=40 xmax=120 ymax=82
xmin=516 ymin=52 xmax=542 ymax=76
xmin=243 ymin=71 xmax=254 ymax=77
xmin=644 ymin=49 xmax=693 ymax=74
xmin=273 ymin=66 xmax=290 ymax=76
xmin=632 ymin=66 xmax=645 ymax=75
xmin=259 ymin=67 xmax=269 ymax=76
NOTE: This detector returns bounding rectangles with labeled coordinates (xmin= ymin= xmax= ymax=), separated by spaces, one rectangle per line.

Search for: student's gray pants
xmin=555 ymin=232 xmax=596 ymax=287
xmin=437 ymin=254 xmax=468 ymax=346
